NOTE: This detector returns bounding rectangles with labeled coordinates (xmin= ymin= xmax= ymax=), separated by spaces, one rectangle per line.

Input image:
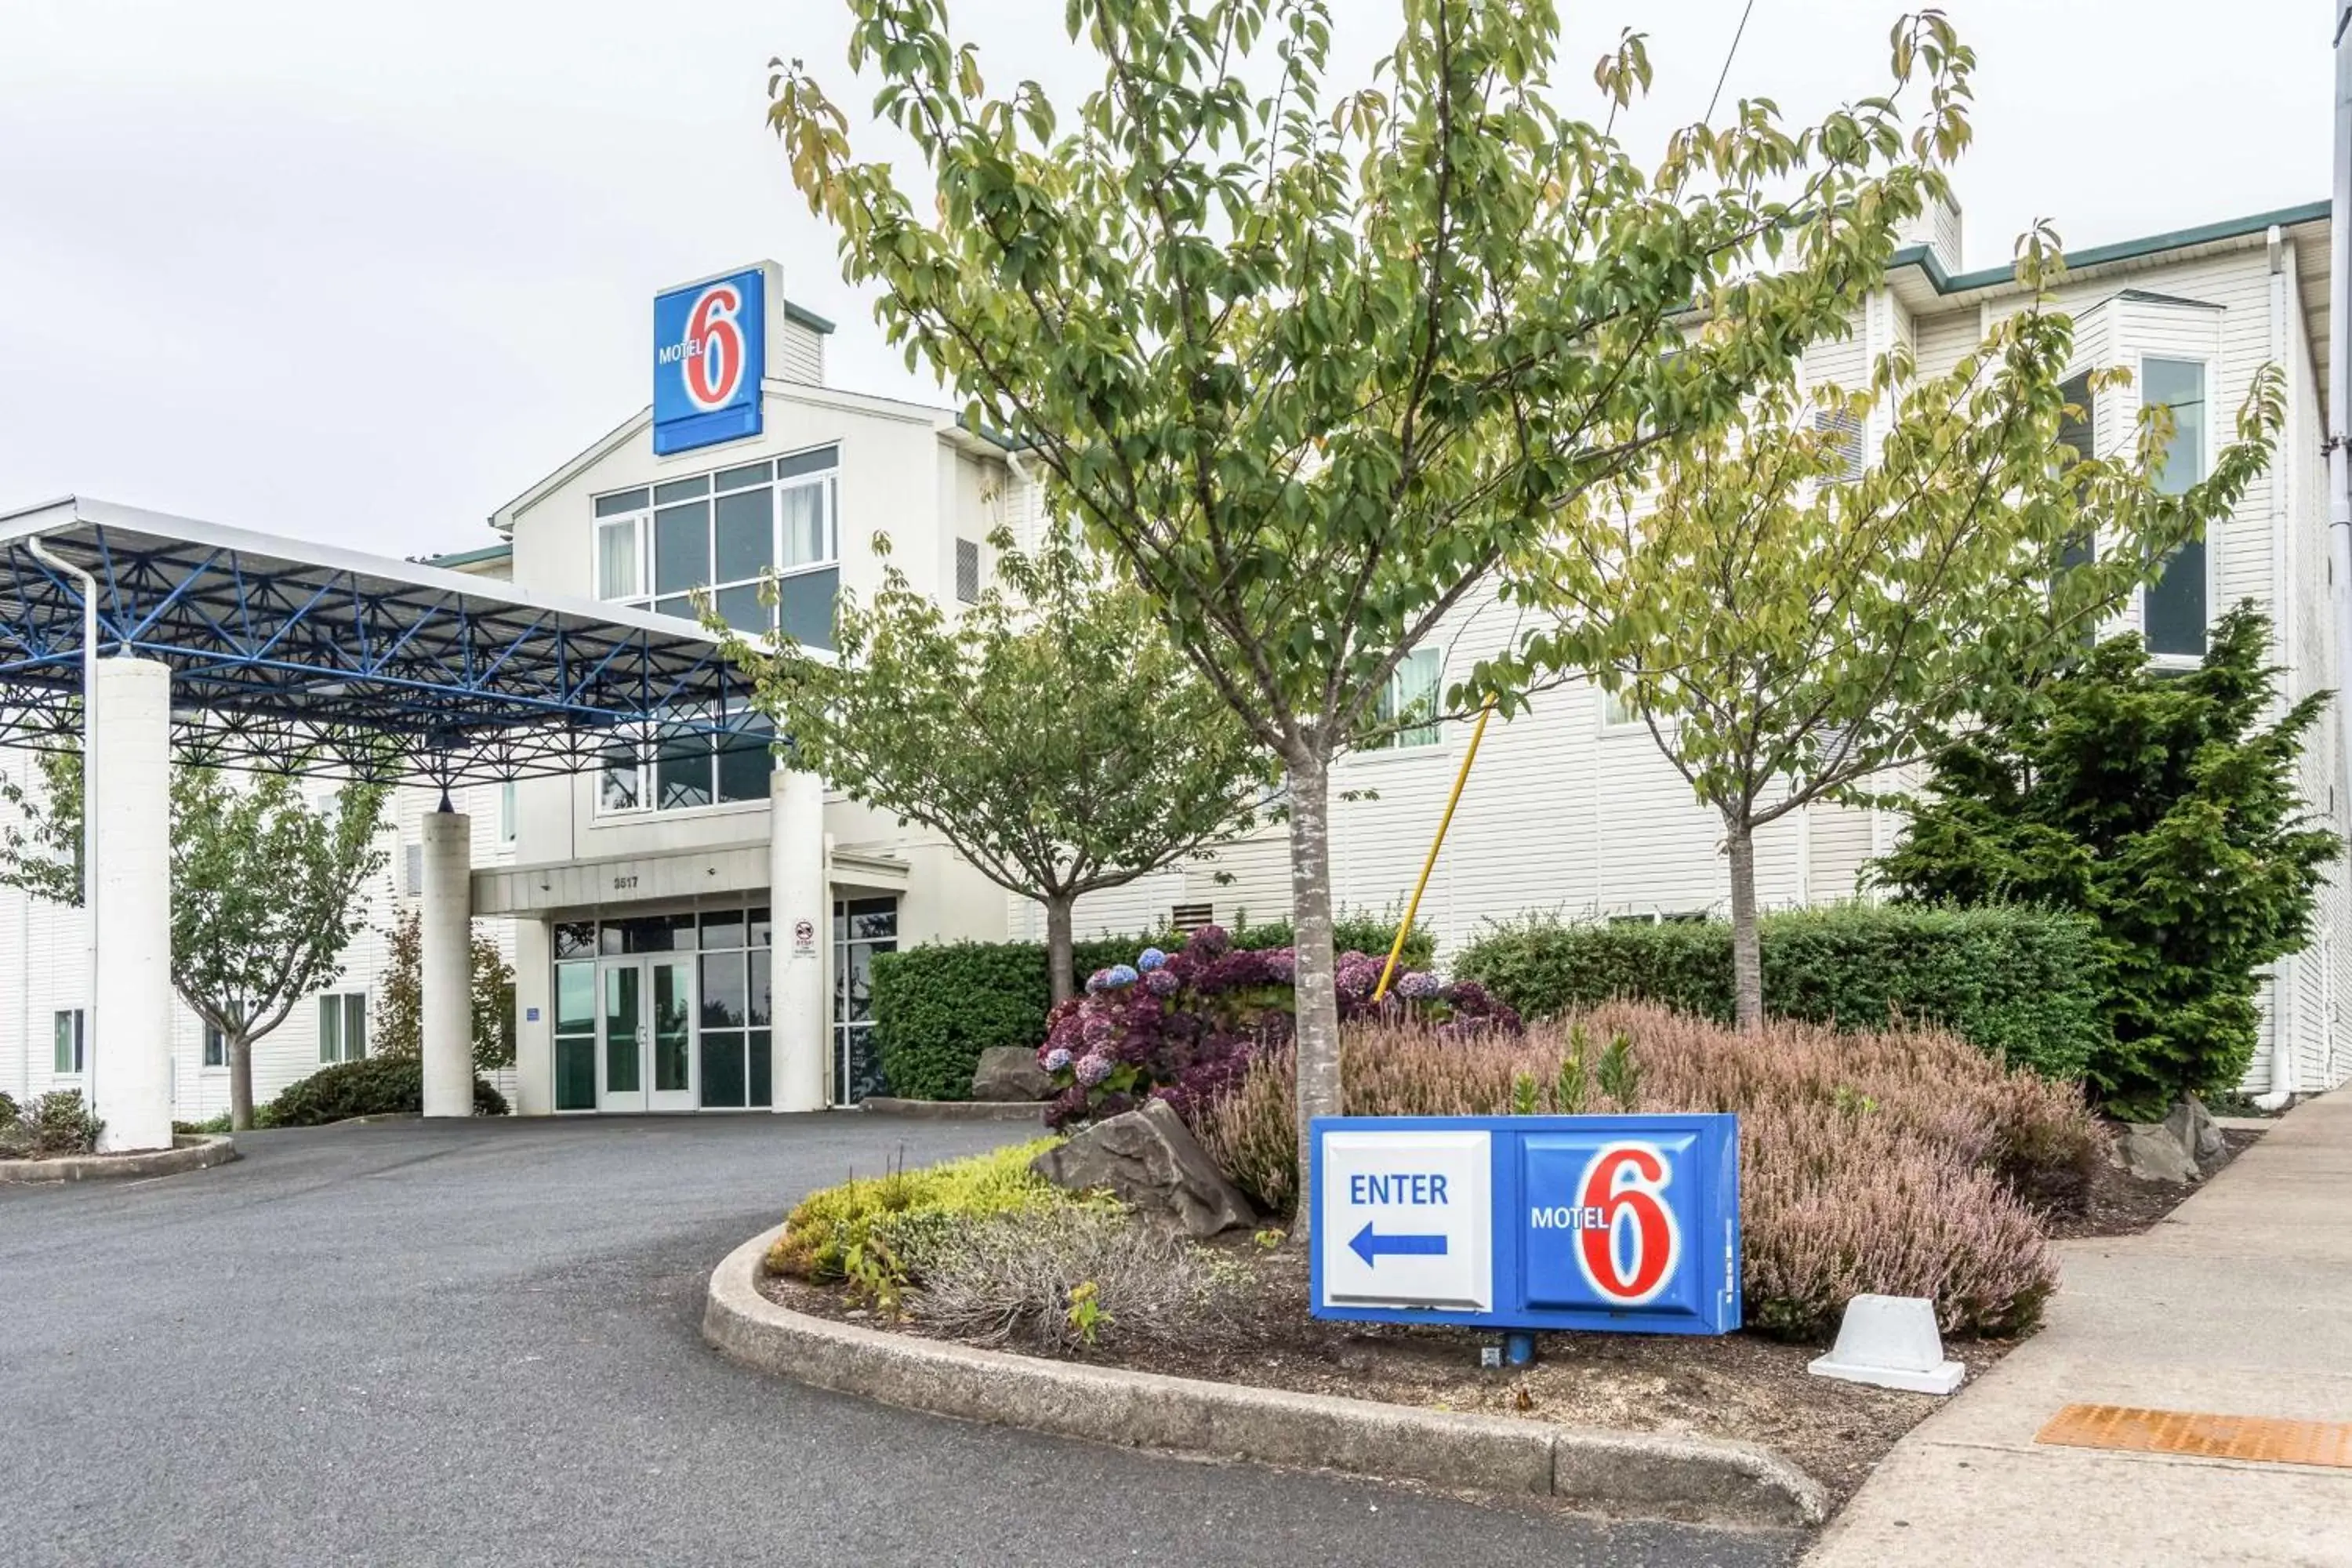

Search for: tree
xmin=373 ymin=906 xmax=518 ymax=1073
xmin=770 ymin=0 xmax=1976 ymax=1233
xmin=1505 ymin=255 xmax=2282 ymax=1031
xmin=0 ymin=753 xmax=387 ymax=1130
xmin=1872 ymin=607 xmax=2337 ymax=1118
xmin=724 ymin=529 xmax=1267 ymax=1004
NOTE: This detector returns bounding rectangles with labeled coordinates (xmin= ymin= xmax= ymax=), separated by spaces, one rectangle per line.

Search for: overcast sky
xmin=0 ymin=1 xmax=2332 ymax=557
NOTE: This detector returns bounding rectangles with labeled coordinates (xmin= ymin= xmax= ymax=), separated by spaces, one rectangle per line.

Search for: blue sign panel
xmin=653 ymin=268 xmax=767 ymax=456
xmin=1309 ymin=1114 xmax=1740 ymax=1336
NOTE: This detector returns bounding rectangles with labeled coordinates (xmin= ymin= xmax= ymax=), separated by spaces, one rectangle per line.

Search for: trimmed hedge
xmin=872 ymin=913 xmax=1436 ymax=1102
xmin=263 ymin=1054 xmax=510 ymax=1127
xmin=1451 ymin=905 xmax=2108 ymax=1081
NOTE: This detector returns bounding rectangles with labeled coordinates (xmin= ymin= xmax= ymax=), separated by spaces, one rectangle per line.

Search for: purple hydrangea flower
xmin=1143 ymin=967 xmax=1181 ymax=997
xmin=1137 ymin=946 xmax=1167 ymax=971
xmin=1075 ymin=1051 xmax=1113 ymax=1087
xmin=1185 ymin=924 xmax=1232 ymax=961
xmin=1084 ymin=967 xmax=1115 ymax=993
xmin=1081 ymin=1013 xmax=1116 ymax=1047
xmin=1043 ymin=1047 xmax=1072 ymax=1073
xmin=1396 ymin=971 xmax=1442 ymax=1000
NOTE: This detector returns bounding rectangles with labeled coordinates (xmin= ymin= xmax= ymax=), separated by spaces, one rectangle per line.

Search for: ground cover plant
xmin=0 ymin=1089 xmax=104 ymax=1158
xmin=1194 ymin=1004 xmax=2096 ymax=1338
xmin=1036 ymin=924 xmax=1519 ymax=1127
xmin=263 ymin=1055 xmax=509 ymax=1128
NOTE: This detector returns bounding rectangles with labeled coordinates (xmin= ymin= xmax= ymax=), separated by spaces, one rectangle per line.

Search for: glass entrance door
xmin=598 ymin=957 xmax=696 ymax=1112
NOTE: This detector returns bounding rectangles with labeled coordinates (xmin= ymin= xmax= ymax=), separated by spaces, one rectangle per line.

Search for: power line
xmin=1706 ymin=0 xmax=1759 ymax=122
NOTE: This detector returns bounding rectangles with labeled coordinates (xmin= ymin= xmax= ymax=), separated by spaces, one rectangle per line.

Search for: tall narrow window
xmin=318 ymin=993 xmax=368 ymax=1065
xmin=499 ymin=781 xmax=517 ymax=845
xmin=2142 ymin=358 xmax=2208 ymax=659
xmin=955 ymin=539 xmax=982 ymax=604
xmin=53 ymin=1009 xmax=85 ymax=1074
xmin=203 ymin=1024 xmax=227 ymax=1069
xmin=1367 ymin=648 xmax=1442 ymax=750
xmin=2055 ymin=371 xmax=2097 ymax=572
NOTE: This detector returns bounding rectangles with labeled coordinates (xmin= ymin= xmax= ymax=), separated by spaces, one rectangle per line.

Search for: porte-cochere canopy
xmin=0 ymin=496 xmax=765 ymax=785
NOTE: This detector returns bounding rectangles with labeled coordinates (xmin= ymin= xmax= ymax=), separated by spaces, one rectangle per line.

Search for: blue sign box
xmin=1308 ymin=1114 xmax=1741 ymax=1336
xmin=653 ymin=267 xmax=767 ymax=456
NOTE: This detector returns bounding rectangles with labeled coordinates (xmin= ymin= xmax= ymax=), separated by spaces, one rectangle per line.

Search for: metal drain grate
xmin=2036 ymin=1403 xmax=2352 ymax=1469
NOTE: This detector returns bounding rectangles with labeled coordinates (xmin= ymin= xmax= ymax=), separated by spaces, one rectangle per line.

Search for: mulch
xmin=760 ymin=1120 xmax=2259 ymax=1512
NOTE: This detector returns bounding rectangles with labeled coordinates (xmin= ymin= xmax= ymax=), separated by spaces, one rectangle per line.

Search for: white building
xmin=3 ymin=196 xmax=2347 ymax=1120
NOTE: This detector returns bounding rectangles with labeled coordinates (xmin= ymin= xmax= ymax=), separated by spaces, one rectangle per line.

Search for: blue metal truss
xmin=0 ymin=508 xmax=772 ymax=786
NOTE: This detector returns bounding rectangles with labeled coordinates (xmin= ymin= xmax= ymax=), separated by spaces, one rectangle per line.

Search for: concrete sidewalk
xmin=1808 ymin=1089 xmax=2352 ymax=1567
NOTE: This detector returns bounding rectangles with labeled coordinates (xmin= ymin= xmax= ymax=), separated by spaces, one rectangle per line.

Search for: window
xmin=1601 ymin=686 xmax=1640 ymax=730
xmin=2055 ymin=371 xmax=2098 ymax=575
xmin=499 ymin=781 xmax=517 ymax=845
xmin=318 ymin=992 xmax=368 ymax=1065
xmin=1812 ymin=407 xmax=1867 ymax=481
xmin=955 ymin=539 xmax=982 ymax=604
xmin=203 ymin=1024 xmax=227 ymax=1069
xmin=598 ymin=710 xmax=775 ymax=816
xmin=404 ymin=841 xmax=423 ymax=898
xmin=1367 ymin=648 xmax=1440 ymax=750
xmin=53 ymin=1009 xmax=84 ymax=1074
xmin=2142 ymin=358 xmax=2208 ymax=659
xmin=590 ymin=448 xmax=840 ymax=645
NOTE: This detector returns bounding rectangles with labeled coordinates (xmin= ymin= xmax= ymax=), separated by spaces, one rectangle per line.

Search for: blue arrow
xmin=1348 ymin=1221 xmax=1448 ymax=1268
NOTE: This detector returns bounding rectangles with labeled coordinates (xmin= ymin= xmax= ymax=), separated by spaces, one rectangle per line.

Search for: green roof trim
xmin=783 ymin=300 xmax=837 ymax=334
xmin=423 ymin=542 xmax=514 ymax=569
xmin=1893 ymin=199 xmax=2330 ymax=297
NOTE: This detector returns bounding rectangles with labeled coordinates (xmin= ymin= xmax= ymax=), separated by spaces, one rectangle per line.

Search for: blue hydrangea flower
xmin=1083 ymin=967 xmax=1114 ymax=993
xmin=1043 ymin=1047 xmax=1072 ymax=1073
xmin=1137 ymin=946 xmax=1167 ymax=971
xmin=1102 ymin=963 xmax=1140 ymax=989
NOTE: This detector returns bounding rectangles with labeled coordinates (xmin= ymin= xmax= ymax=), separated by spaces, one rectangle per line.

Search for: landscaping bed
xmin=2046 ymin=1123 xmax=2262 ymax=1240
xmin=761 ymin=1233 xmax=2012 ymax=1508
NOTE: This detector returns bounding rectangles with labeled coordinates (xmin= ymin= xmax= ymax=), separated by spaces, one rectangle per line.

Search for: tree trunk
xmin=1044 ymin=894 xmax=1076 ymax=1007
xmin=228 ymin=1035 xmax=255 ymax=1132
xmin=1725 ymin=812 xmax=1764 ymax=1034
xmin=1287 ymin=749 xmax=1338 ymax=1244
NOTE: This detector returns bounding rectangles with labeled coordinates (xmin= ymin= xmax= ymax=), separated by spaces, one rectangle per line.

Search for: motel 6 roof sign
xmin=1309 ymin=1114 xmax=1741 ymax=1335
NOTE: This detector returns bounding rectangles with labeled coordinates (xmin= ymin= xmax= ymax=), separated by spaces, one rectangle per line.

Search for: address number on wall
xmin=612 ymin=875 xmax=639 ymax=891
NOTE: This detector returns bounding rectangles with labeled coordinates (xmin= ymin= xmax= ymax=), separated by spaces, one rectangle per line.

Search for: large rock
xmin=2165 ymin=1096 xmax=2227 ymax=1167
xmin=2111 ymin=1119 xmax=2200 ymax=1185
xmin=971 ymin=1047 xmax=1054 ymax=1102
xmin=1031 ymin=1099 xmax=1255 ymax=1238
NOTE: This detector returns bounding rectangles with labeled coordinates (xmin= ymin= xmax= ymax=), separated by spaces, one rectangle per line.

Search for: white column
xmin=769 ymin=768 xmax=827 ymax=1112
xmin=511 ymin=916 xmax=554 ymax=1116
xmin=419 ymin=808 xmax=473 ymax=1118
xmin=89 ymin=657 xmax=172 ymax=1153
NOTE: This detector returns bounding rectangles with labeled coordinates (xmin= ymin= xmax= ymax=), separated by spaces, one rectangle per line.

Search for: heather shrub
xmin=890 ymin=1205 xmax=1248 ymax=1352
xmin=1038 ymin=924 xmax=1519 ymax=1127
xmin=1453 ymin=904 xmax=2107 ymax=1081
xmin=1193 ymin=1004 xmax=2091 ymax=1338
xmin=764 ymin=1138 xmax=1118 ymax=1283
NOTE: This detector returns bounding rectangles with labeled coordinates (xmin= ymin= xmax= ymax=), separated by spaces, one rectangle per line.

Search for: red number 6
xmin=685 ymin=285 xmax=745 ymax=408
xmin=1576 ymin=1143 xmax=1680 ymax=1305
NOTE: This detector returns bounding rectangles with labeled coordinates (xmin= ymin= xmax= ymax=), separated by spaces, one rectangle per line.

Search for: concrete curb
xmin=0 ymin=1133 xmax=238 ymax=1185
xmin=702 ymin=1225 xmax=1824 ymax=1527
xmin=858 ymin=1097 xmax=1047 ymax=1123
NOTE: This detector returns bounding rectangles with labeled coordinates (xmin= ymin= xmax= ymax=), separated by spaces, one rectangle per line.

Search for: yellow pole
xmin=1373 ymin=695 xmax=1496 ymax=1002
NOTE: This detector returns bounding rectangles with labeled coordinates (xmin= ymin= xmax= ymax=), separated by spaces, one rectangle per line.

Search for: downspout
xmin=25 ymin=534 xmax=99 ymax=1105
xmin=2263 ymin=227 xmax=2299 ymax=1109
xmin=2325 ymin=7 xmax=2352 ymax=1107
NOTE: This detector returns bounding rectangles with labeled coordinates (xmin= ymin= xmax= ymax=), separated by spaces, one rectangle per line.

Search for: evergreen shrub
xmin=1452 ymin=903 xmax=2107 ymax=1081
xmin=263 ymin=1055 xmax=509 ymax=1127
xmin=872 ymin=910 xmax=1434 ymax=1100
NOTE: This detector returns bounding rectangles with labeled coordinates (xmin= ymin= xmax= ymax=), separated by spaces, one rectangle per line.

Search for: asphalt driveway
xmin=0 ymin=1116 xmax=1798 ymax=1566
